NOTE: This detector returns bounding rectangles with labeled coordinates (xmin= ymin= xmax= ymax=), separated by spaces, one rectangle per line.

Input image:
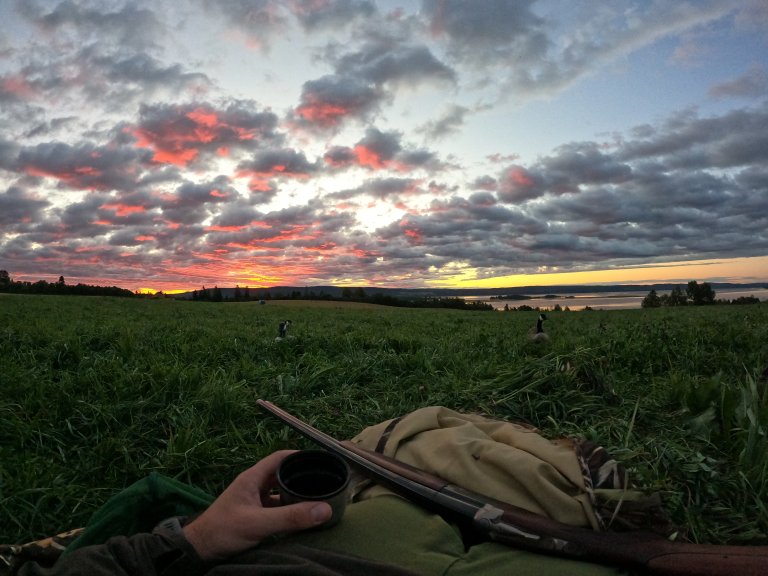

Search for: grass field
xmin=1 ymin=294 xmax=767 ymax=545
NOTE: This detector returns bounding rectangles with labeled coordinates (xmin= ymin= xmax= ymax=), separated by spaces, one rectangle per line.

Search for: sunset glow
xmin=1 ymin=1 xmax=766 ymax=293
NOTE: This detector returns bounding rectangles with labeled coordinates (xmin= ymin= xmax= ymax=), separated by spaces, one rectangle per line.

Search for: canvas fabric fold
xmin=351 ymin=407 xmax=605 ymax=530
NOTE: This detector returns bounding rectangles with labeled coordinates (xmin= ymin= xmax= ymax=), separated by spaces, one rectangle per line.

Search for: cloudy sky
xmin=1 ymin=0 xmax=767 ymax=292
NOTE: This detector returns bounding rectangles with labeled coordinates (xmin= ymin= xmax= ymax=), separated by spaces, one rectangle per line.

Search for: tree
xmin=687 ymin=280 xmax=715 ymax=305
xmin=0 ymin=270 xmax=10 ymax=291
xmin=732 ymin=296 xmax=759 ymax=305
xmin=642 ymin=289 xmax=661 ymax=308
xmin=665 ymin=286 xmax=688 ymax=306
xmin=57 ymin=275 xmax=66 ymax=286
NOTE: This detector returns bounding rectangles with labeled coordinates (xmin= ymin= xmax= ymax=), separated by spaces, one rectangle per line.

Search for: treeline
xmin=0 ymin=271 xmax=134 ymax=298
xmin=189 ymin=285 xmax=493 ymax=311
xmin=642 ymin=280 xmax=762 ymax=308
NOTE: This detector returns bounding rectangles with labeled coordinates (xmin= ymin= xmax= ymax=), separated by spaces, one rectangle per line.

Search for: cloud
xmin=20 ymin=0 xmax=165 ymax=51
xmin=333 ymin=39 xmax=455 ymax=87
xmin=423 ymin=0 xmax=734 ymax=102
xmin=423 ymin=0 xmax=547 ymax=64
xmin=497 ymin=165 xmax=542 ymax=202
xmin=373 ymin=102 xmax=763 ymax=278
xmin=132 ymin=101 xmax=280 ymax=166
xmin=237 ymin=148 xmax=320 ymax=193
xmin=17 ymin=140 xmax=148 ymax=192
xmin=199 ymin=0 xmax=289 ymax=51
xmin=617 ymin=105 xmax=768 ymax=170
xmin=0 ymin=74 xmax=39 ymax=103
xmin=293 ymin=24 xmax=454 ymax=131
xmin=1 ymin=20 xmax=209 ymax=114
xmin=0 ymin=185 xmax=50 ymax=227
xmin=0 ymin=138 xmax=20 ymax=170
xmin=292 ymin=75 xmax=385 ymax=130
xmin=418 ymin=104 xmax=469 ymax=139
xmin=1 ymin=2 xmax=765 ymax=290
xmin=709 ymin=65 xmax=768 ymax=100
xmin=323 ymin=145 xmax=358 ymax=168
xmin=734 ymin=0 xmax=768 ymax=34
xmin=471 ymin=175 xmax=497 ymax=191
xmin=325 ymin=127 xmax=441 ymax=172
xmin=160 ymin=177 xmax=239 ymax=225
xmin=290 ymin=0 xmax=376 ymax=31
xmin=476 ymin=106 xmax=768 ymax=269
xmin=83 ymin=51 xmax=211 ymax=103
xmin=23 ymin=116 xmax=79 ymax=139
xmin=328 ymin=177 xmax=420 ymax=203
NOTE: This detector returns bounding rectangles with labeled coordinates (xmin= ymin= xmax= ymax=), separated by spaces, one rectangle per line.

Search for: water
xmin=467 ymin=287 xmax=768 ymax=311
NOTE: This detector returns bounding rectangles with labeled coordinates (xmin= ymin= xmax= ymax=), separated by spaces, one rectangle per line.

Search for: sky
xmin=1 ymin=0 xmax=767 ymax=293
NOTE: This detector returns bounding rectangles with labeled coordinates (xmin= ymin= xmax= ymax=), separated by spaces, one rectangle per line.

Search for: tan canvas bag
xmin=350 ymin=407 xmax=662 ymax=533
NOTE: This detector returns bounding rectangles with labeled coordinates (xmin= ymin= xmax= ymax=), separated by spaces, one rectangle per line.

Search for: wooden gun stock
xmin=257 ymin=399 xmax=768 ymax=576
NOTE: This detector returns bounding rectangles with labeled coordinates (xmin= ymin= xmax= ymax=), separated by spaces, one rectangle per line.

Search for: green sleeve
xmin=17 ymin=532 xmax=210 ymax=576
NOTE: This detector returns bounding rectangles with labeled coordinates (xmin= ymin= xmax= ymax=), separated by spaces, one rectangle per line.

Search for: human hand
xmin=183 ymin=450 xmax=333 ymax=561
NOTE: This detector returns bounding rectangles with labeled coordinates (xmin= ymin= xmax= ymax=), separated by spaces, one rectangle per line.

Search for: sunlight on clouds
xmin=1 ymin=2 xmax=766 ymax=292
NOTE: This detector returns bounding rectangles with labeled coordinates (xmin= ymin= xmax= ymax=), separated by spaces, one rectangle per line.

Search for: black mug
xmin=277 ymin=450 xmax=350 ymax=527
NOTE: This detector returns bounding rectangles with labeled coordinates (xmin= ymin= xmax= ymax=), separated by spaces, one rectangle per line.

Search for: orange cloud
xmin=186 ymin=107 xmax=218 ymax=128
xmin=237 ymin=163 xmax=312 ymax=192
xmin=1 ymin=74 xmax=36 ymax=99
xmin=205 ymin=224 xmax=248 ymax=232
xmin=404 ymin=229 xmax=422 ymax=242
xmin=304 ymin=242 xmax=337 ymax=251
xmin=401 ymin=219 xmax=423 ymax=244
xmin=354 ymin=144 xmax=390 ymax=169
xmin=133 ymin=104 xmax=258 ymax=166
xmin=100 ymin=203 xmax=146 ymax=217
xmin=506 ymin=166 xmax=534 ymax=187
xmin=22 ymin=161 xmax=121 ymax=191
xmin=296 ymin=99 xmax=351 ymax=127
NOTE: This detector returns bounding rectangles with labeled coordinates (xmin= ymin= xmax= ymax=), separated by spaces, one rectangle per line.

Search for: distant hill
xmin=175 ymin=282 xmax=767 ymax=301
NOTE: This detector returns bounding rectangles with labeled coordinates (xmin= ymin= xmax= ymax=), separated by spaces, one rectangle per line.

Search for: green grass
xmin=1 ymin=294 xmax=767 ymax=544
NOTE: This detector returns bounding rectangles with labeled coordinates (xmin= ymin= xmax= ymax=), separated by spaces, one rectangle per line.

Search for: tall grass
xmin=1 ymin=295 xmax=766 ymax=544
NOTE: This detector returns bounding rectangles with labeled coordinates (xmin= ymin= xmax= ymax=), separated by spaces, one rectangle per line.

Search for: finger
xmin=251 ymin=449 xmax=298 ymax=478
xmin=264 ymin=493 xmax=282 ymax=507
xmin=235 ymin=450 xmax=298 ymax=497
xmin=259 ymin=501 xmax=333 ymax=534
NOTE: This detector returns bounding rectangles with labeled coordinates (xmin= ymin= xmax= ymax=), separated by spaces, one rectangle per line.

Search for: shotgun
xmin=256 ymin=399 xmax=768 ymax=576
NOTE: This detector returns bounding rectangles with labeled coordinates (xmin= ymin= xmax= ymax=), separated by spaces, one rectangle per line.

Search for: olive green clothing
xmin=289 ymin=494 xmax=625 ymax=575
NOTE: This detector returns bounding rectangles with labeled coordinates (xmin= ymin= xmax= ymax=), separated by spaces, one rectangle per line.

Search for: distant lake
xmin=467 ymin=287 xmax=768 ymax=311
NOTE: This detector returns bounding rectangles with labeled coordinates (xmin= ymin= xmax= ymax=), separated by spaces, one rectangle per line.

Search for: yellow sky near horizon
xmin=132 ymin=255 xmax=768 ymax=294
xmin=432 ymin=255 xmax=768 ymax=290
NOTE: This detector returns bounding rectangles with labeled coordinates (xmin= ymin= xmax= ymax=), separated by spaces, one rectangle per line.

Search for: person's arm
xmin=18 ymin=530 xmax=207 ymax=576
xmin=19 ymin=451 xmax=332 ymax=576
xmin=183 ymin=450 xmax=332 ymax=562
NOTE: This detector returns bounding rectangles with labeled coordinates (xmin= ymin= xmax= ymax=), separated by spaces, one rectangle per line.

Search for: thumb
xmin=263 ymin=501 xmax=333 ymax=534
